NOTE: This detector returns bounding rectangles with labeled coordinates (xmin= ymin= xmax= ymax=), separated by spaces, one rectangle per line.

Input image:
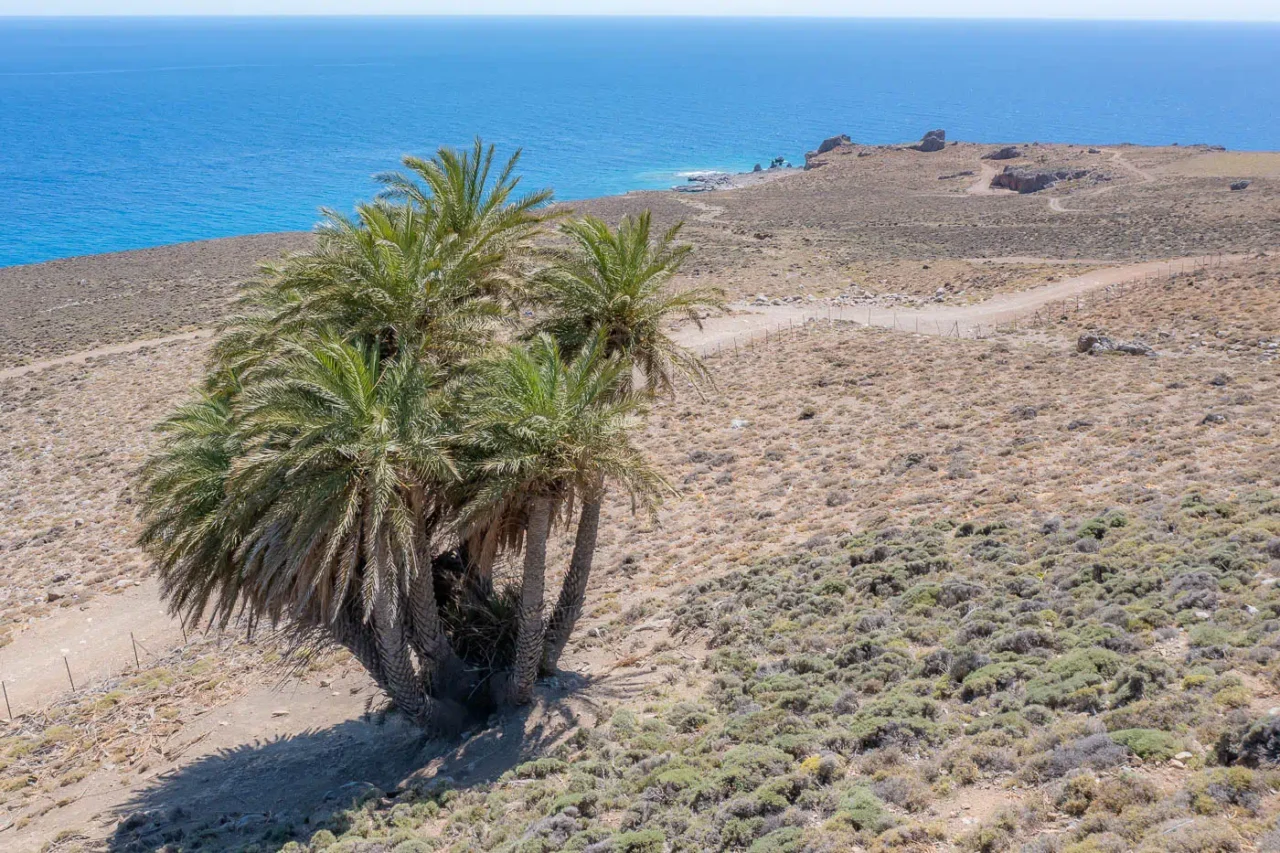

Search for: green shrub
xmin=717 ymin=745 xmax=794 ymax=795
xmin=834 ymin=786 xmax=893 ymax=833
xmin=611 ymin=829 xmax=665 ymax=853
xmin=1109 ymin=728 xmax=1181 ymax=761
xmin=666 ymin=702 xmax=711 ymax=733
xmin=512 ymin=758 xmax=569 ymax=779
xmin=1024 ymin=649 xmax=1122 ymax=710
xmin=747 ymin=826 xmax=804 ymax=852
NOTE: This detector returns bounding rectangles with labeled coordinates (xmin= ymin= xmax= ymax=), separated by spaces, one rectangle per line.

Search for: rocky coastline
xmin=670 ymin=162 xmax=799 ymax=193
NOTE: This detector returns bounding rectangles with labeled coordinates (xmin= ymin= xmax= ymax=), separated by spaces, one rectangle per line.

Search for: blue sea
xmin=2 ymin=17 xmax=1278 ymax=267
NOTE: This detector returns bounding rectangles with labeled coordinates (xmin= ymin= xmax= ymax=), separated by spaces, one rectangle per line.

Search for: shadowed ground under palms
xmin=105 ymin=669 xmax=662 ymax=852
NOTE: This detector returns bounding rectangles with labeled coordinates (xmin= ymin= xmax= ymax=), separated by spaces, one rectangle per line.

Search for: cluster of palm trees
xmin=137 ymin=140 xmax=723 ymax=728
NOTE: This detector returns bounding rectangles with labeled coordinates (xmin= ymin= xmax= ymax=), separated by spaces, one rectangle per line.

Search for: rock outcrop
xmin=674 ymin=173 xmax=732 ymax=193
xmin=804 ymin=134 xmax=851 ymax=170
xmin=982 ymin=146 xmax=1020 ymax=161
xmin=991 ymin=166 xmax=1089 ymax=194
xmin=909 ymin=129 xmax=946 ymax=153
xmin=1077 ymin=332 xmax=1155 ymax=356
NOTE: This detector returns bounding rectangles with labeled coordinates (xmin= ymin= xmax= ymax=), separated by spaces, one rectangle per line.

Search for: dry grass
xmin=1027 ymin=254 xmax=1280 ymax=358
xmin=553 ymin=287 xmax=1278 ymax=663
xmin=0 ymin=233 xmax=306 ymax=369
xmin=0 ymin=342 xmax=208 ymax=638
xmin=1161 ymin=151 xmax=1280 ymax=178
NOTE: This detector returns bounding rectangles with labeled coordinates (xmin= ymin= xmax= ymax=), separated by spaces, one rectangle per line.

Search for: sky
xmin=4 ymin=1 xmax=1280 ymax=20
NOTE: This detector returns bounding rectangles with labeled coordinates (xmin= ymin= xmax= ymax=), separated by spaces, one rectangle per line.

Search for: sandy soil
xmin=0 ymin=233 xmax=306 ymax=370
xmin=1160 ymin=150 xmax=1280 ymax=178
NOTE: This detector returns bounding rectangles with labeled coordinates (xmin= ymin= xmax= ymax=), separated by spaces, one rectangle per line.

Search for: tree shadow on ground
xmin=105 ymin=675 xmax=601 ymax=852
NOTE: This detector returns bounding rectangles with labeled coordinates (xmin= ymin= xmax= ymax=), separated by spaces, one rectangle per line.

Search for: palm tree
xmin=529 ymin=212 xmax=720 ymax=672
xmin=211 ymin=139 xmax=554 ymax=382
xmin=378 ymin=137 xmax=556 ymax=308
xmin=138 ymin=390 xmax=246 ymax=625
xmin=531 ymin=211 xmax=725 ymax=396
xmin=140 ymin=334 xmax=458 ymax=725
xmin=464 ymin=335 xmax=665 ymax=703
xmin=139 ymin=143 xmax=682 ymax=723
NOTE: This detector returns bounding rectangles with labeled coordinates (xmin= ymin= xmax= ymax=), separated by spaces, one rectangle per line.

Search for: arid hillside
xmin=1 ymin=140 xmax=1279 ymax=852
xmin=580 ymin=142 xmax=1279 ymax=301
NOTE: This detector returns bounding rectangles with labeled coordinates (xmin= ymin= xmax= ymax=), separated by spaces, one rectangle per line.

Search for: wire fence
xmin=0 ymin=620 xmax=239 ymax=723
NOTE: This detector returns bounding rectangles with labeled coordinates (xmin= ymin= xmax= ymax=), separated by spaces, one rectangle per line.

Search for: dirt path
xmin=851 ymin=254 xmax=1246 ymax=337
xmin=0 ymin=580 xmax=184 ymax=716
xmin=1048 ymin=149 xmax=1154 ymax=214
xmin=957 ymin=147 xmax=1154 ymax=214
xmin=965 ymin=161 xmax=1004 ymax=196
xmin=699 ymin=254 xmax=1248 ymax=344
xmin=0 ymin=329 xmax=213 ymax=381
xmin=674 ymin=194 xmax=727 ymax=223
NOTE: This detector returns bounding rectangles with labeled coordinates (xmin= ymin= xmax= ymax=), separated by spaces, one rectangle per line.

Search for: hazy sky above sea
xmin=4 ymin=2 xmax=1279 ymax=20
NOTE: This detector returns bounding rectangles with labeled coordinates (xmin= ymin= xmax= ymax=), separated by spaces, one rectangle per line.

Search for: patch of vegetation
xmin=289 ymin=492 xmax=1280 ymax=851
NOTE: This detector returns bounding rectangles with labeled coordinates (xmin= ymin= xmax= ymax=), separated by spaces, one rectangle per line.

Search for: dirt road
xmin=0 ymin=329 xmax=213 ymax=382
xmin=695 ymin=253 xmax=1247 ymax=344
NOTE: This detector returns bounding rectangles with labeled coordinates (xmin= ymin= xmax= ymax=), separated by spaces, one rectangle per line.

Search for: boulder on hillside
xmin=804 ymin=134 xmax=852 ymax=170
xmin=1230 ymin=180 xmax=1251 ymax=191
xmin=982 ymin=146 xmax=1021 ymax=161
xmin=991 ymin=166 xmax=1090 ymax=193
xmin=673 ymin=172 xmax=732 ymax=193
xmin=909 ymin=129 xmax=947 ymax=152
xmin=1077 ymin=332 xmax=1155 ymax=356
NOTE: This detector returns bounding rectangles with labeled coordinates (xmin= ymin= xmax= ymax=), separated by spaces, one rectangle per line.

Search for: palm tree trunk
xmin=510 ymin=495 xmax=553 ymax=705
xmin=373 ymin=576 xmax=430 ymax=723
xmin=333 ymin=601 xmax=384 ymax=686
xmin=541 ymin=489 xmax=603 ymax=673
xmin=408 ymin=565 xmax=463 ymax=696
xmin=405 ymin=487 xmax=465 ymax=700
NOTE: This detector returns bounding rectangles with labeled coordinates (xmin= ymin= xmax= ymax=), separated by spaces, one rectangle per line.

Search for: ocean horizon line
xmin=5 ymin=14 xmax=1280 ymax=23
